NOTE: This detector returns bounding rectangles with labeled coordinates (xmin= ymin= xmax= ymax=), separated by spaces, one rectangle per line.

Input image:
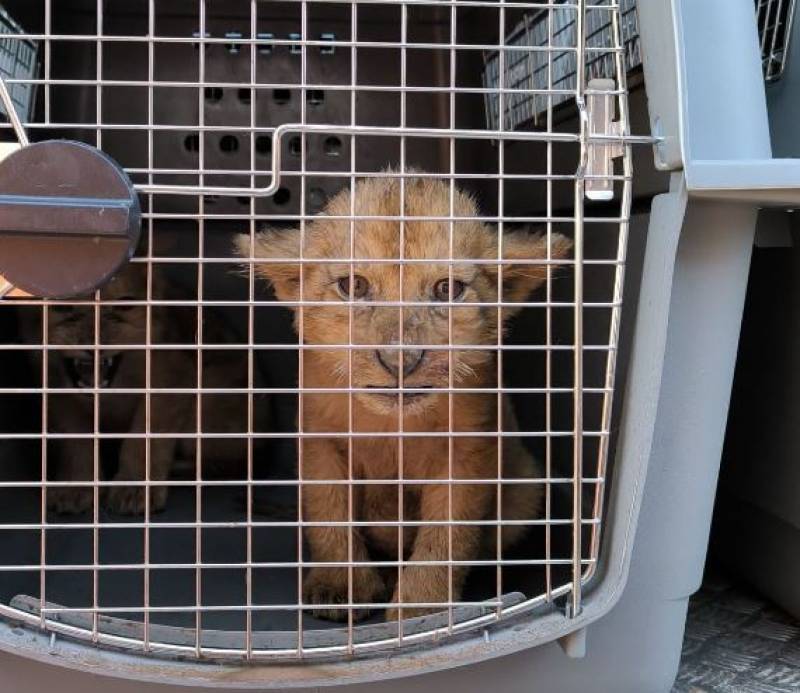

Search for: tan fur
xmin=238 ymin=175 xmax=571 ymax=621
xmin=21 ymin=265 xmax=249 ymax=515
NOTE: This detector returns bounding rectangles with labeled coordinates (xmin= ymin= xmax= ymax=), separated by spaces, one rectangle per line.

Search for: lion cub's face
xmin=47 ymin=265 xmax=149 ymax=388
xmin=240 ymin=177 xmax=571 ymax=416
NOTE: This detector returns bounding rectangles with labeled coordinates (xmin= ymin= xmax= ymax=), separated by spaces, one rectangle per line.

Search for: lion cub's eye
xmin=433 ymin=278 xmax=465 ymax=302
xmin=336 ymin=275 xmax=369 ymax=300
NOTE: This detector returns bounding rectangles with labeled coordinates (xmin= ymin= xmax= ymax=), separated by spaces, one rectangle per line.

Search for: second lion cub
xmin=239 ymin=175 xmax=571 ymax=621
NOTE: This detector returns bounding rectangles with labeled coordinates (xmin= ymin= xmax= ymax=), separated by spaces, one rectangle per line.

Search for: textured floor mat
xmin=673 ymin=573 xmax=800 ymax=692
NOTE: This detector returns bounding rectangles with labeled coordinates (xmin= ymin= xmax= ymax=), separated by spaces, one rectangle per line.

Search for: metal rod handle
xmin=0 ymin=75 xmax=29 ymax=147
xmin=134 ymin=122 xmax=659 ymax=198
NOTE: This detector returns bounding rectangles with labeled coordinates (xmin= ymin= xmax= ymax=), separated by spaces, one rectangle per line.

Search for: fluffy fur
xmin=238 ymin=175 xmax=571 ymax=620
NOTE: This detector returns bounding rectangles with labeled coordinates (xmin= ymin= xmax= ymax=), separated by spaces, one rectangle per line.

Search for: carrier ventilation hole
xmin=220 ymin=135 xmax=240 ymax=153
xmin=204 ymin=195 xmax=220 ymax=205
xmin=273 ymin=188 xmax=291 ymax=206
xmin=255 ymin=136 xmax=272 ymax=155
xmin=238 ymin=88 xmax=252 ymax=105
xmin=289 ymin=136 xmax=302 ymax=157
xmin=204 ymin=86 xmax=223 ymax=103
xmin=273 ymin=88 xmax=291 ymax=105
xmin=184 ymin=134 xmax=200 ymax=153
xmin=307 ymin=89 xmax=324 ymax=105
xmin=237 ymin=197 xmax=251 ymax=207
xmin=324 ymin=136 xmax=342 ymax=157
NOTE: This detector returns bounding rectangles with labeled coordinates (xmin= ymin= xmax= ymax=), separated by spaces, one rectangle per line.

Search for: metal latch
xmin=586 ymin=78 xmax=625 ymax=202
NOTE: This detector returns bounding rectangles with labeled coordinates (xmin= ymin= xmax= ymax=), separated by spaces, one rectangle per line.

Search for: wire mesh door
xmin=0 ymin=0 xmax=645 ymax=661
xmin=757 ymin=0 xmax=797 ymax=81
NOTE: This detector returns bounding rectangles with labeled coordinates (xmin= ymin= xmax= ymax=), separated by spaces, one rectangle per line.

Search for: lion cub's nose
xmin=375 ymin=348 xmax=426 ymax=378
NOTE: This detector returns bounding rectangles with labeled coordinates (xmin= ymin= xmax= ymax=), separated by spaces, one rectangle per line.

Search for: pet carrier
xmin=0 ymin=0 xmax=794 ymax=691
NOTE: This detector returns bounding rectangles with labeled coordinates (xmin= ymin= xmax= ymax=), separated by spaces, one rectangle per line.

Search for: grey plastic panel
xmin=676 ymin=0 xmax=771 ymax=164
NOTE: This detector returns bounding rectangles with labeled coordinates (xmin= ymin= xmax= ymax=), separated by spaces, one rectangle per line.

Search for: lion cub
xmin=239 ymin=176 xmax=571 ymax=621
xmin=21 ymin=264 xmax=248 ymax=515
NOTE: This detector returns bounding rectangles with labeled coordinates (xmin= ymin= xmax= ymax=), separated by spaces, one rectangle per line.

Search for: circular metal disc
xmin=0 ymin=140 xmax=141 ymax=299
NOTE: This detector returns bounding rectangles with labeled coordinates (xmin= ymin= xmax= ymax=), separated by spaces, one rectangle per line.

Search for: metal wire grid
xmin=482 ymin=0 xmax=639 ymax=131
xmin=0 ymin=5 xmax=36 ymax=122
xmin=0 ymin=0 xmax=639 ymax=661
xmin=483 ymin=0 xmax=796 ymax=135
xmin=758 ymin=0 xmax=797 ymax=82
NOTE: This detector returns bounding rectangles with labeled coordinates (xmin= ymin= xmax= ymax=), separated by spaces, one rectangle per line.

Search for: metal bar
xmin=92 ymin=0 xmax=103 ymax=635
xmin=347 ymin=0 xmax=358 ymax=650
xmin=0 ymin=74 xmax=29 ymax=145
xmin=298 ymin=0 xmax=309 ymax=655
xmin=496 ymin=0 xmax=507 ymax=623
xmin=570 ymin=0 xmax=587 ymax=620
xmin=130 ymin=123 xmax=654 ymax=198
xmin=0 ymin=343 xmax=619 ymax=352
xmin=0 ymin=386 xmax=616 ymax=395
xmin=0 ymin=476 xmax=605 ymax=489
xmin=0 ymin=559 xmax=596 ymax=573
xmin=397 ymin=0 xmax=408 ymax=638
xmin=143 ymin=0 xmax=156 ymax=655
xmin=0 ymin=429 xmax=613 ymax=439
xmin=194 ymin=0 xmax=207 ymax=657
xmin=245 ymin=0 xmax=258 ymax=662
xmin=447 ymin=0 xmax=458 ymax=635
xmin=545 ymin=0 xmax=555 ymax=603
xmin=0 ymin=517 xmax=601 ymax=530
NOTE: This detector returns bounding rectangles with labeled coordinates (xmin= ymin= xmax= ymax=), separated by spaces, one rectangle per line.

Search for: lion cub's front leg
xmin=106 ymin=403 xmax=177 ymax=515
xmin=107 ymin=438 xmax=175 ymax=515
xmin=302 ymin=439 xmax=385 ymax=621
xmin=47 ymin=438 xmax=96 ymax=514
xmin=387 ymin=474 xmax=491 ymax=621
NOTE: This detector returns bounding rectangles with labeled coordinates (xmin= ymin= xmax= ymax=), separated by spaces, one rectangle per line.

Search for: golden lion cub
xmin=239 ymin=175 xmax=571 ymax=621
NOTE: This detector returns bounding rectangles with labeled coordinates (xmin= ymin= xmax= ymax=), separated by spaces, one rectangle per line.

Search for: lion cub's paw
xmin=386 ymin=568 xmax=450 ymax=621
xmin=47 ymin=486 xmax=94 ymax=515
xmin=106 ymin=484 xmax=168 ymax=515
xmin=303 ymin=567 xmax=385 ymax=622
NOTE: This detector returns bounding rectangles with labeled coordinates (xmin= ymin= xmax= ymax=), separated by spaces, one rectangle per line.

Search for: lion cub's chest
xmin=353 ymin=436 xmax=448 ymax=481
xmin=353 ymin=438 xmax=439 ymax=556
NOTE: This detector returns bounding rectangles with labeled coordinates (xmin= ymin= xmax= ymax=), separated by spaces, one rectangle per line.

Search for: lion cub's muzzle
xmin=366 ymin=348 xmax=436 ymax=406
xmin=374 ymin=347 xmax=426 ymax=379
xmin=64 ymin=351 xmax=122 ymax=389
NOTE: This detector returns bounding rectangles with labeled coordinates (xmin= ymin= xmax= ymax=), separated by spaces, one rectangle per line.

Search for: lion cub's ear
xmin=487 ymin=231 xmax=572 ymax=313
xmin=234 ymin=229 xmax=301 ymax=301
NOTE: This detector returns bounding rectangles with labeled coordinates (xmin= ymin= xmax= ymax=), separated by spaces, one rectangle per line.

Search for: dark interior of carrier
xmin=0 ymin=0 xmax=656 ymax=638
